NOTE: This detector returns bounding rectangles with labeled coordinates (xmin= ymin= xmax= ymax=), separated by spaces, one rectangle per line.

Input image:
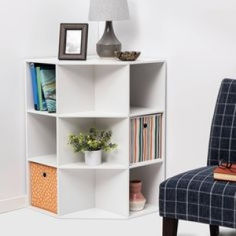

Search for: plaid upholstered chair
xmin=159 ymin=79 xmax=236 ymax=236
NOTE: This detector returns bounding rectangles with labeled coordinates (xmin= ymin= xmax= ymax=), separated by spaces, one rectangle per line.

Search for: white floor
xmin=0 ymin=209 xmax=235 ymax=236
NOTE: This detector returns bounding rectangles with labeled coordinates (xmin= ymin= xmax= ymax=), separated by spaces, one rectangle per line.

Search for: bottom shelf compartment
xmin=60 ymin=208 xmax=127 ymax=219
xmin=28 ymin=162 xmax=164 ymax=219
xmin=58 ymin=169 xmax=129 ymax=218
xmin=129 ymin=164 xmax=164 ymax=217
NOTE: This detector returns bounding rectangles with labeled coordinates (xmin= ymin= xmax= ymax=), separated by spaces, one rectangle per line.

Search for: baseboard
xmin=0 ymin=195 xmax=27 ymax=214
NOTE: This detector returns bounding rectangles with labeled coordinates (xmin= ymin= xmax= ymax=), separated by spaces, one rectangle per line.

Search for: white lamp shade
xmin=89 ymin=0 xmax=129 ymax=21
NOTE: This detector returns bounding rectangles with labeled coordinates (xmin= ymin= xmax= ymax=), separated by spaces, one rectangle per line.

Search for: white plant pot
xmin=84 ymin=150 xmax=102 ymax=166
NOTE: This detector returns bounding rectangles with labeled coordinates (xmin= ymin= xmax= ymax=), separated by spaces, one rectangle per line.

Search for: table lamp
xmin=89 ymin=0 xmax=129 ymax=57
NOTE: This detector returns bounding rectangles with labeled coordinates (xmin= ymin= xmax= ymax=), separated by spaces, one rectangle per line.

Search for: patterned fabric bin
xmin=130 ymin=114 xmax=162 ymax=164
xmin=30 ymin=162 xmax=57 ymax=214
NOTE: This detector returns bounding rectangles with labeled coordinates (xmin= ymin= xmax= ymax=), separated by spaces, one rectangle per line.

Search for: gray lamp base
xmin=97 ymin=21 xmax=121 ymax=58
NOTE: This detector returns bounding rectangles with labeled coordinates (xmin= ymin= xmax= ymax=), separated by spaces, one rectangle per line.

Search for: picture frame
xmin=58 ymin=23 xmax=88 ymax=60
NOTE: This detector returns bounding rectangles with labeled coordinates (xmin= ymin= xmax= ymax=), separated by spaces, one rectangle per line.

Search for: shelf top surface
xmin=129 ymin=159 xmax=163 ymax=169
xmin=27 ymin=107 xmax=165 ymax=118
xmin=59 ymin=162 xmax=127 ymax=170
xmin=25 ymin=56 xmax=166 ymax=66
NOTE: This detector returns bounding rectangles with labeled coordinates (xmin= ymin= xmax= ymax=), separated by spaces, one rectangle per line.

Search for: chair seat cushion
xmin=159 ymin=166 xmax=236 ymax=228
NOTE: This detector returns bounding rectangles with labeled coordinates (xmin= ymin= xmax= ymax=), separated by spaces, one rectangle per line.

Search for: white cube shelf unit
xmin=25 ymin=57 xmax=166 ymax=219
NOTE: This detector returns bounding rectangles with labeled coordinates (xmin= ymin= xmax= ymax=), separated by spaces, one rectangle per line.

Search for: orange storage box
xmin=30 ymin=162 xmax=57 ymax=214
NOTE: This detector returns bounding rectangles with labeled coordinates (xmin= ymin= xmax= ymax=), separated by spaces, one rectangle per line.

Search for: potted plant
xmin=68 ymin=127 xmax=117 ymax=166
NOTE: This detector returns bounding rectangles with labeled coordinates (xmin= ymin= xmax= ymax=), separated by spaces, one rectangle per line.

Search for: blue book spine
xmin=29 ymin=63 xmax=39 ymax=110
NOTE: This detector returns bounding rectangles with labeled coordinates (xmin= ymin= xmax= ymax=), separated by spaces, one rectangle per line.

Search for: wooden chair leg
xmin=163 ymin=217 xmax=178 ymax=236
xmin=210 ymin=225 xmax=219 ymax=236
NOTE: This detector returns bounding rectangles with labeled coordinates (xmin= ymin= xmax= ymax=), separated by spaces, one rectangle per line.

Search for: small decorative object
xmin=68 ymin=128 xmax=117 ymax=166
xmin=114 ymin=51 xmax=141 ymax=61
xmin=130 ymin=180 xmax=146 ymax=211
xmin=89 ymin=0 xmax=129 ymax=57
xmin=58 ymin=23 xmax=88 ymax=60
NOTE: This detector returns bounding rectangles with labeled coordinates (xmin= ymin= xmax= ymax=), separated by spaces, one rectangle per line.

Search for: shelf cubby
xmin=58 ymin=117 xmax=129 ymax=168
xmin=57 ymin=65 xmax=129 ymax=115
xmin=129 ymin=164 xmax=164 ymax=216
xmin=25 ymin=62 xmax=57 ymax=112
xmin=58 ymin=169 xmax=129 ymax=218
xmin=130 ymin=63 xmax=166 ymax=112
xmin=26 ymin=113 xmax=57 ymax=166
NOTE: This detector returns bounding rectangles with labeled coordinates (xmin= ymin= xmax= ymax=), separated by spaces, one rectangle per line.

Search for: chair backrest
xmin=208 ymin=79 xmax=236 ymax=166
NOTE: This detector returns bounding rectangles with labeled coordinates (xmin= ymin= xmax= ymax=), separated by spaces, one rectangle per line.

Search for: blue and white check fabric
xmin=159 ymin=166 xmax=236 ymax=228
xmin=208 ymin=79 xmax=236 ymax=166
xmin=159 ymin=79 xmax=236 ymax=228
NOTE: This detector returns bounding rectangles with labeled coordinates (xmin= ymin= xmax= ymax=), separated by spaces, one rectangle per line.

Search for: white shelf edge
xmin=28 ymin=107 xmax=165 ymax=119
xmin=129 ymin=204 xmax=158 ymax=219
xmin=27 ymin=109 xmax=128 ymax=118
xmin=28 ymin=204 xmax=158 ymax=220
xmin=59 ymin=208 xmax=127 ymax=219
xmin=129 ymin=106 xmax=164 ymax=118
xmin=28 ymin=154 xmax=57 ymax=168
xmin=27 ymin=109 xmax=57 ymax=117
xmin=129 ymin=159 xmax=163 ymax=169
xmin=58 ymin=111 xmax=128 ymax=118
xmin=59 ymin=162 xmax=127 ymax=170
xmin=25 ymin=57 xmax=166 ymax=66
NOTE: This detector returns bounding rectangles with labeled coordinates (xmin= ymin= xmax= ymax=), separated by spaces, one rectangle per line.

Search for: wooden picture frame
xmin=58 ymin=23 xmax=88 ymax=60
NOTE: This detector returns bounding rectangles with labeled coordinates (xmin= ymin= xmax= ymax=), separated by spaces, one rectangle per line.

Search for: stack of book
xmin=30 ymin=63 xmax=56 ymax=113
xmin=214 ymin=164 xmax=236 ymax=182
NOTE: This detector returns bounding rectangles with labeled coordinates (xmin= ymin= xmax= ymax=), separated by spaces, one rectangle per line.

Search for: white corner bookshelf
xmin=25 ymin=56 xmax=166 ymax=219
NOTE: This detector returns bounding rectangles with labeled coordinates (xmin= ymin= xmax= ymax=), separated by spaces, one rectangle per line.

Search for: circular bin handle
xmin=42 ymin=172 xmax=47 ymax=178
xmin=143 ymin=123 xmax=148 ymax=128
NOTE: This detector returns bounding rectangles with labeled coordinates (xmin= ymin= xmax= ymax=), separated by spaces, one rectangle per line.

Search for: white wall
xmin=0 ymin=0 xmax=97 ymax=200
xmin=115 ymin=0 xmax=236 ymax=176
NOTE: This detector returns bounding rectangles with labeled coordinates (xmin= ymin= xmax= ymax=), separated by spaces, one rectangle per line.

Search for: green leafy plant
xmin=68 ymin=127 xmax=118 ymax=153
